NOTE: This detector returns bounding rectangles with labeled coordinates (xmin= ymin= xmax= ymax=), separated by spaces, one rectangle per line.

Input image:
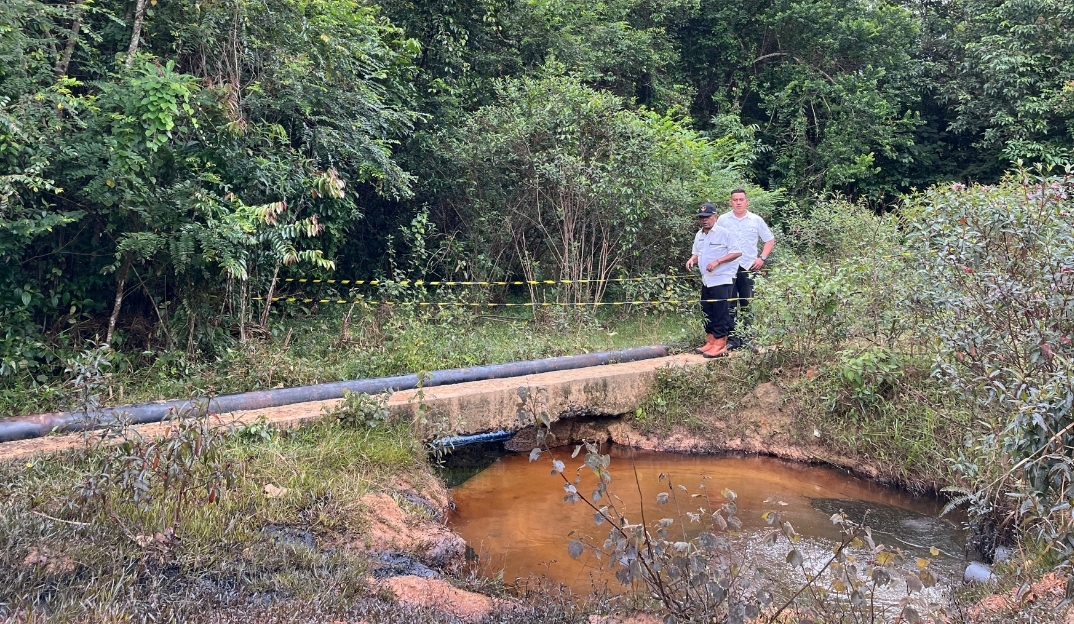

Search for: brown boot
xmin=695 ymin=334 xmax=716 ymax=354
xmin=699 ymin=335 xmax=722 ymax=356
xmin=703 ymin=336 xmax=729 ymax=358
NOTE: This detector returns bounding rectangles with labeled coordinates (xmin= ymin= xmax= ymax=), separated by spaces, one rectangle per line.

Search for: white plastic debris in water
xmin=964 ymin=561 xmax=994 ymax=583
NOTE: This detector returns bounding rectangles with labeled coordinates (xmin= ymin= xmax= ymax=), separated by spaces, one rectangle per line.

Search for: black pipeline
xmin=0 ymin=346 xmax=669 ymax=443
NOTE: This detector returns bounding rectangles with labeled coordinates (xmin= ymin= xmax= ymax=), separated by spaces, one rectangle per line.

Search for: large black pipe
xmin=0 ymin=346 xmax=668 ymax=443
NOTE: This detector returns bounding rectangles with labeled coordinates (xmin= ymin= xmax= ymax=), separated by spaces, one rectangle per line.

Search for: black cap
xmin=696 ymin=203 xmax=717 ymax=218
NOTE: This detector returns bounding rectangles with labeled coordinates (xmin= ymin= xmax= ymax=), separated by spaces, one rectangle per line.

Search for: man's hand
xmin=750 ymin=258 xmax=765 ymax=271
xmin=705 ymin=259 xmax=720 ymax=272
xmin=686 ymin=256 xmax=697 ymax=270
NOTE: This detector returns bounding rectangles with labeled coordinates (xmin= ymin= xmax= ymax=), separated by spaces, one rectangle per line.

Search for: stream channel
xmin=447 ymin=444 xmax=969 ymax=605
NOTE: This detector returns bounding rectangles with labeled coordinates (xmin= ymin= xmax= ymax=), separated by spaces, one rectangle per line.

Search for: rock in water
xmin=964 ymin=561 xmax=994 ymax=583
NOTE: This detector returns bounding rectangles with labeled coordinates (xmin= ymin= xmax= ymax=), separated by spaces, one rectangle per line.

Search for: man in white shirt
xmin=716 ymin=189 xmax=775 ymax=350
xmin=686 ymin=203 xmax=743 ymax=358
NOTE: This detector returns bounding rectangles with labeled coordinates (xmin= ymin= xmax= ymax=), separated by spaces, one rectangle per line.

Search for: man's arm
xmin=706 ymin=252 xmax=742 ymax=272
xmin=686 ymin=254 xmax=699 ymax=270
xmin=750 ymin=218 xmax=776 ymax=270
xmin=751 ymin=239 xmax=775 ymax=271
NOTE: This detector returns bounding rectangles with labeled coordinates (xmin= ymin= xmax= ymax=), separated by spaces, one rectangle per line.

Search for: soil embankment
xmin=505 ymin=379 xmax=891 ymax=484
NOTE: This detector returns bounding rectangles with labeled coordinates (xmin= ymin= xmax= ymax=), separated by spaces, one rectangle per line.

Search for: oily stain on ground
xmin=449 ymin=447 xmax=967 ymax=597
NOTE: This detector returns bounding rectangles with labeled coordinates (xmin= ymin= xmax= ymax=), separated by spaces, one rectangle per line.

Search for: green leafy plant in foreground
xmin=913 ymin=167 xmax=1074 ymax=563
xmin=323 ymin=390 xmax=392 ymax=430
xmin=67 ymin=405 xmax=239 ymax=540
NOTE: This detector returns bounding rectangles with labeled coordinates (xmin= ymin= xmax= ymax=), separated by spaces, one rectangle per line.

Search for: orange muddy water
xmin=449 ymin=446 xmax=967 ymax=598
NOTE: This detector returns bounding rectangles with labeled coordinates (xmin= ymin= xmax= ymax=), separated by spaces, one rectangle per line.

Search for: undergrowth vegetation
xmin=635 ymin=353 xmax=969 ymax=492
xmin=0 ymin=406 xmax=425 ymax=621
xmin=795 ymin=356 xmax=970 ymax=490
xmin=0 ymin=309 xmax=697 ymax=418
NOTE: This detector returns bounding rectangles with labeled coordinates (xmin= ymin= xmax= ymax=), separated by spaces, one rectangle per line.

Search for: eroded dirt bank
xmin=506 ymin=381 xmax=899 ymax=486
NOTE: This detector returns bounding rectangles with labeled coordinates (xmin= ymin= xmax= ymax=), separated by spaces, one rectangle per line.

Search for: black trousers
xmin=701 ymin=283 xmax=734 ymax=338
xmin=730 ymin=266 xmax=755 ymax=332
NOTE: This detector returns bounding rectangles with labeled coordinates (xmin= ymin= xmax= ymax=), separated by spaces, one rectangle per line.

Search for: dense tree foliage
xmin=1 ymin=0 xmax=1072 ymax=383
xmin=434 ymin=72 xmax=774 ymax=301
xmin=945 ymin=0 xmax=1074 ymax=162
xmin=2 ymin=0 xmax=418 ymax=374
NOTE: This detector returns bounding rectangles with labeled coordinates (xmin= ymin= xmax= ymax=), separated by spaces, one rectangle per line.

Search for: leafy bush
xmin=0 ymin=0 xmax=421 ymax=381
xmin=720 ymin=198 xmax=971 ymax=488
xmin=750 ymin=199 xmax=926 ymax=365
xmin=911 ymin=167 xmax=1074 ymax=559
xmin=68 ymin=405 xmax=238 ymax=537
xmin=323 ymin=391 xmax=392 ymax=430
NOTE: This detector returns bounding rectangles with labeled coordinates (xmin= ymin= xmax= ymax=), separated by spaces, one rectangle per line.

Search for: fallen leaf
xmin=264 ymin=484 xmax=289 ymax=498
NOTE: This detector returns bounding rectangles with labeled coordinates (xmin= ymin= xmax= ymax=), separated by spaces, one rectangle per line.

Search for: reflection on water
xmin=449 ymin=446 xmax=967 ymax=600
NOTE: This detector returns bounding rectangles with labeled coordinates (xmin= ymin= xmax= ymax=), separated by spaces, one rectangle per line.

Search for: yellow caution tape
xmin=251 ymin=298 xmax=753 ymax=306
xmin=278 ymin=275 xmax=690 ymax=286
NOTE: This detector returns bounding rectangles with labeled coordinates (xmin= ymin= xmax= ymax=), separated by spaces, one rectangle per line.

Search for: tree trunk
xmin=239 ymin=276 xmax=248 ymax=343
xmin=186 ymin=313 xmax=197 ymax=355
xmin=132 ymin=265 xmax=174 ymax=350
xmin=260 ymin=264 xmax=280 ymax=327
xmin=55 ymin=2 xmax=85 ymax=77
xmin=125 ymin=0 xmax=149 ymax=68
xmin=106 ymin=254 xmax=132 ymax=345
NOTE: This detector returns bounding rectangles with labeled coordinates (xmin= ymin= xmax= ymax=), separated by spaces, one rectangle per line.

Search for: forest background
xmin=3 ymin=0 xmax=1072 ymax=391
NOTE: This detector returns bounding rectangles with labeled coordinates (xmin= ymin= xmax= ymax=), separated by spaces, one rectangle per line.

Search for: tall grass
xmin=0 ymin=417 xmax=425 ymax=621
xmin=1 ymin=309 xmax=698 ymax=418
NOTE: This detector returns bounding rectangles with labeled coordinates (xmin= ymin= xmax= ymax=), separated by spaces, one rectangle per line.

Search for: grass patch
xmin=789 ymin=353 xmax=974 ymax=492
xmin=633 ymin=349 xmax=973 ymax=492
xmin=0 ymin=415 xmax=427 ymax=621
xmin=634 ymin=352 xmax=773 ymax=434
xmin=1 ymin=309 xmax=698 ymax=418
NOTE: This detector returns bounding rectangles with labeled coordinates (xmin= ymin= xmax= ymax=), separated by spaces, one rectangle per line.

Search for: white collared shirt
xmin=692 ymin=229 xmax=707 ymax=257
xmin=717 ymin=210 xmax=774 ymax=269
xmin=698 ymin=225 xmax=740 ymax=286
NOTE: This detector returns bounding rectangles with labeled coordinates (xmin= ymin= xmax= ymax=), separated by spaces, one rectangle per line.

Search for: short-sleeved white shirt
xmin=698 ymin=225 xmax=741 ymax=286
xmin=691 ymin=229 xmax=707 ymax=257
xmin=716 ymin=211 xmax=774 ymax=269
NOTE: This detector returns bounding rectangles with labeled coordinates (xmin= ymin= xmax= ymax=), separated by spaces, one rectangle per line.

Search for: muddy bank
xmin=504 ymin=380 xmax=918 ymax=490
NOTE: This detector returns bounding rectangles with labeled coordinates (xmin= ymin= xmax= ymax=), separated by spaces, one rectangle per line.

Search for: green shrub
xmin=323 ymin=391 xmax=392 ymax=430
xmin=911 ymin=167 xmax=1074 ymax=560
xmin=750 ymin=198 xmax=927 ymax=365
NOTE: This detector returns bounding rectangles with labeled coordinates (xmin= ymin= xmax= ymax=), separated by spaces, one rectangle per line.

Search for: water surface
xmin=449 ymin=446 xmax=966 ymax=600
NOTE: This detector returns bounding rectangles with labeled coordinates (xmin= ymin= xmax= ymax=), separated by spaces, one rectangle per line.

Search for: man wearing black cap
xmin=686 ymin=203 xmax=743 ymax=357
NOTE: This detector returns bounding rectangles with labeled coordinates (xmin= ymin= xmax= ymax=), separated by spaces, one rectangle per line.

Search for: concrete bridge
xmin=391 ymin=353 xmax=705 ymax=440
